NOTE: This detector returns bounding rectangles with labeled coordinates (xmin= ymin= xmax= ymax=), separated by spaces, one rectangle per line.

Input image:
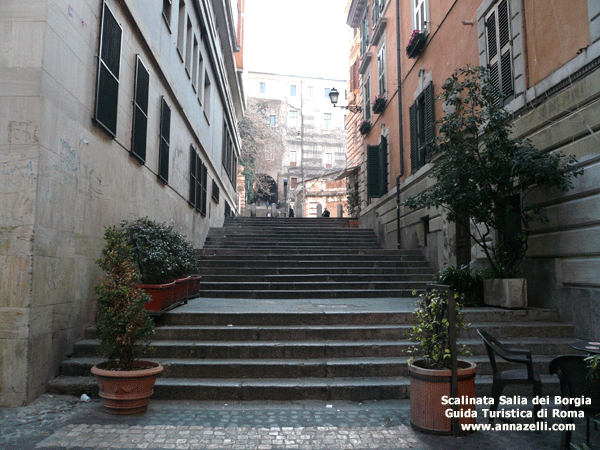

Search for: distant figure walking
xmin=289 ymin=207 xmax=295 ymax=217
xmin=322 ymin=209 xmax=330 ymax=217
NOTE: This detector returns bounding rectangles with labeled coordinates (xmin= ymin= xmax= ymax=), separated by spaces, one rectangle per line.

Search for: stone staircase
xmin=196 ymin=217 xmax=434 ymax=298
xmin=48 ymin=217 xmax=574 ymax=401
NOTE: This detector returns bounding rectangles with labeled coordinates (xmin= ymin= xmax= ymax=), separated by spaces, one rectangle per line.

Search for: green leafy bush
xmin=408 ymin=289 xmax=470 ymax=370
xmin=404 ymin=65 xmax=582 ymax=278
xmin=435 ymin=265 xmax=484 ymax=306
xmin=94 ymin=226 xmax=154 ymax=370
xmin=121 ymin=218 xmax=198 ymax=284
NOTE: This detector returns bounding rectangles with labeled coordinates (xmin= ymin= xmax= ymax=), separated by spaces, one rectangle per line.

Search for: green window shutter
xmin=94 ymin=1 xmax=122 ymax=138
xmin=379 ymin=136 xmax=388 ymax=196
xmin=189 ymin=146 xmax=197 ymax=207
xmin=367 ymin=144 xmax=384 ymax=199
xmin=424 ymin=82 xmax=435 ymax=146
xmin=158 ymin=97 xmax=171 ymax=183
xmin=409 ymin=103 xmax=418 ymax=173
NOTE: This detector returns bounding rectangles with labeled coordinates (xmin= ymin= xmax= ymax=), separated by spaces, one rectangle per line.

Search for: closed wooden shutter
xmin=94 ymin=1 xmax=122 ymax=137
xmin=424 ymin=82 xmax=435 ymax=147
xmin=189 ymin=146 xmax=197 ymax=207
xmin=367 ymin=144 xmax=384 ymax=199
xmin=131 ymin=56 xmax=149 ymax=162
xmin=409 ymin=103 xmax=418 ymax=173
xmin=485 ymin=0 xmax=513 ymax=103
xmin=158 ymin=97 xmax=171 ymax=183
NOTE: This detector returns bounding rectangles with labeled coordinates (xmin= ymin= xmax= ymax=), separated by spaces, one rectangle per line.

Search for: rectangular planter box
xmin=483 ymin=278 xmax=527 ymax=308
xmin=139 ymin=281 xmax=176 ymax=312
xmin=174 ymin=276 xmax=191 ymax=303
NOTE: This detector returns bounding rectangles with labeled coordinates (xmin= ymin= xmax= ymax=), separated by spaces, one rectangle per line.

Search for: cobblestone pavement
xmin=1 ymin=395 xmax=598 ymax=450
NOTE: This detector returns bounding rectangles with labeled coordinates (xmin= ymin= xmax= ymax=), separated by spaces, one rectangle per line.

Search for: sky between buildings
xmin=244 ymin=0 xmax=350 ymax=81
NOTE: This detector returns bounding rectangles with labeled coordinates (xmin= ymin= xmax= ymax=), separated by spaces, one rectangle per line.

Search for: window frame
xmin=176 ymin=0 xmax=185 ymax=60
xmin=162 ymin=0 xmax=172 ymax=30
xmin=412 ymin=0 xmax=429 ymax=32
xmin=377 ymin=41 xmax=387 ymax=97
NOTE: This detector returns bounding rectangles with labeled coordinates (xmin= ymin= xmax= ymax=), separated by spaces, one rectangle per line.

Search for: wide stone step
xmin=196 ymin=267 xmax=436 ymax=276
xmin=158 ymin=304 xmax=562 ymax=326
xmin=48 ymin=374 xmax=560 ymax=401
xmin=197 ymin=248 xmax=425 ymax=256
xmin=199 ymin=274 xmax=435 ymax=284
xmin=196 ymin=259 xmax=433 ymax=268
xmin=85 ymin=322 xmax=571 ymax=342
xmin=72 ymin=337 xmax=576 ymax=360
xmin=197 ymin=251 xmax=427 ymax=259
xmin=199 ymin=280 xmax=427 ymax=291
xmin=196 ymin=289 xmax=422 ymax=299
xmin=57 ymin=354 xmax=563 ymax=379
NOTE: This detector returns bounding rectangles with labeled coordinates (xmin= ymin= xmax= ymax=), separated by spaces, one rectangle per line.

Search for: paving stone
xmin=1 ymin=394 xmax=598 ymax=449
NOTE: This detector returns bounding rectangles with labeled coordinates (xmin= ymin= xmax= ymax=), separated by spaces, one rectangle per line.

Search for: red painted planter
xmin=138 ymin=281 xmax=176 ymax=312
xmin=189 ymin=275 xmax=202 ymax=298
xmin=174 ymin=276 xmax=191 ymax=303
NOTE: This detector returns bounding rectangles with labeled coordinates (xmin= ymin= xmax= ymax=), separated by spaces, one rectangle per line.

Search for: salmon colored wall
xmin=399 ymin=0 xmax=480 ymax=180
xmin=524 ymin=0 xmax=590 ymax=86
xmin=361 ymin=0 xmax=404 ymax=183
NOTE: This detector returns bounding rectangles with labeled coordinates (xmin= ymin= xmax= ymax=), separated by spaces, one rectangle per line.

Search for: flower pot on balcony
xmin=372 ymin=97 xmax=386 ymax=114
xmin=406 ymin=31 xmax=427 ymax=58
xmin=359 ymin=121 xmax=371 ymax=135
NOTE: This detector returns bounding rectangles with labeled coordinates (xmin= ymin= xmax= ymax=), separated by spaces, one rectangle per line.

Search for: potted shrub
xmin=359 ymin=120 xmax=371 ymax=135
xmin=435 ymin=265 xmax=484 ymax=306
xmin=404 ymin=66 xmax=582 ymax=308
xmin=346 ymin=189 xmax=361 ymax=227
xmin=372 ymin=95 xmax=386 ymax=114
xmin=406 ymin=29 xmax=427 ymax=58
xmin=122 ymin=218 xmax=199 ymax=311
xmin=91 ymin=226 xmax=162 ymax=414
xmin=407 ymin=289 xmax=476 ymax=434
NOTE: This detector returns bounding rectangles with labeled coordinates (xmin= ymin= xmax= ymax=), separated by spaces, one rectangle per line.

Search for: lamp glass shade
xmin=328 ymin=87 xmax=339 ymax=105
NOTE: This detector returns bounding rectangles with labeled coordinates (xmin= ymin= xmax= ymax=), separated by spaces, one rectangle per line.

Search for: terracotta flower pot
xmin=408 ymin=359 xmax=476 ymax=435
xmin=91 ymin=361 xmax=163 ymax=415
xmin=138 ymin=281 xmax=176 ymax=312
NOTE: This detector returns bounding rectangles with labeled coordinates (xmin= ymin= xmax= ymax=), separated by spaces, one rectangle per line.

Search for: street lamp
xmin=328 ymin=87 xmax=362 ymax=114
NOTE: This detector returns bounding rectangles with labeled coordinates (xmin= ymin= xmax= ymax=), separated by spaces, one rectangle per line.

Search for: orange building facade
xmin=346 ymin=0 xmax=600 ymax=338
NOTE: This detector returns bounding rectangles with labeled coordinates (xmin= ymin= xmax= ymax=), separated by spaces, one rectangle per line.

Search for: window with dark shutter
xmin=189 ymin=146 xmax=198 ymax=207
xmin=131 ymin=56 xmax=149 ymax=163
xmin=367 ymin=144 xmax=384 ymax=199
xmin=409 ymin=82 xmax=434 ymax=173
xmin=485 ymin=0 xmax=513 ymax=104
xmin=158 ymin=97 xmax=171 ymax=183
xmin=200 ymin=162 xmax=208 ymax=216
xmin=212 ymin=180 xmax=220 ymax=203
xmin=94 ymin=1 xmax=122 ymax=138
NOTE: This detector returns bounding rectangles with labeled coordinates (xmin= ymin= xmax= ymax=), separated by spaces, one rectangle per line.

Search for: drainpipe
xmin=395 ymin=0 xmax=404 ymax=250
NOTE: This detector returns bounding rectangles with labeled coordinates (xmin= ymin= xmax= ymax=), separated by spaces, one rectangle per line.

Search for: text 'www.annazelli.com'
xmin=461 ymin=422 xmax=576 ymax=432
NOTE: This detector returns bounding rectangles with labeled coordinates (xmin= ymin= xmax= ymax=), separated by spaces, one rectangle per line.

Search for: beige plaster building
xmin=245 ymin=72 xmax=348 ymax=217
xmin=0 ymin=0 xmax=244 ymax=406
